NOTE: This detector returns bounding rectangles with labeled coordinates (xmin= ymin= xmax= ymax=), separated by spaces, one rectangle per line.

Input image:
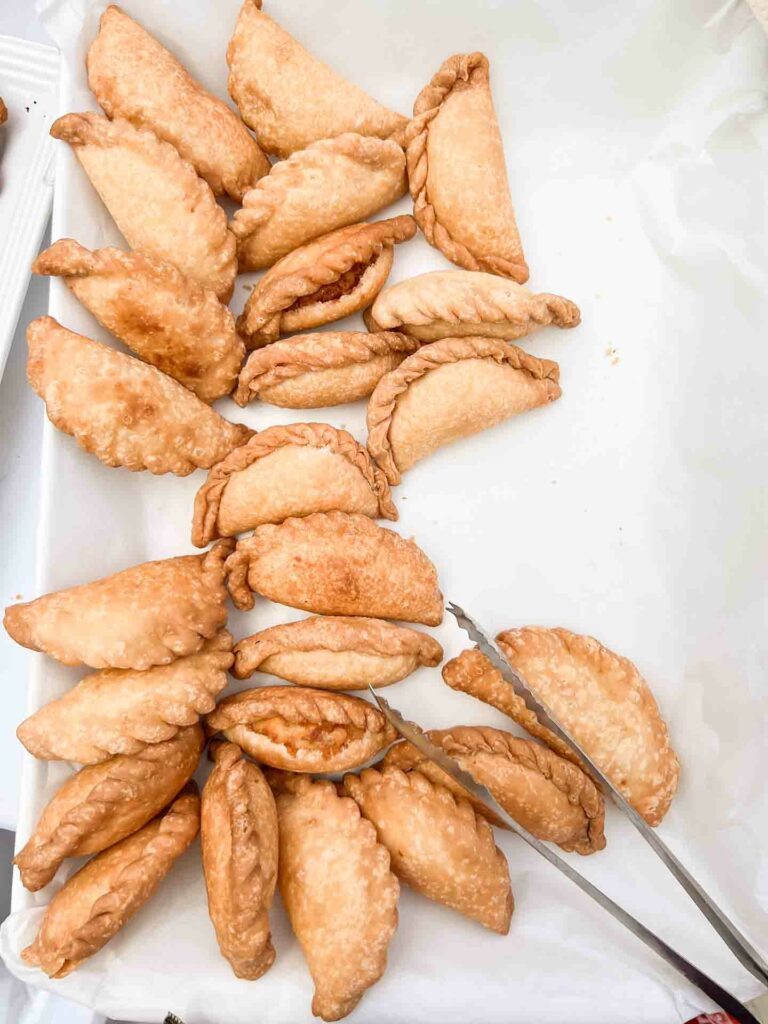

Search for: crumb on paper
xmin=15 ymin=593 xmax=23 ymax=601
xmin=605 ymin=346 xmax=620 ymax=366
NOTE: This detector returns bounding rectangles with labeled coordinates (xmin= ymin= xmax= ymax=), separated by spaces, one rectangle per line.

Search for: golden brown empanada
xmin=225 ymin=511 xmax=444 ymax=625
xmin=87 ymin=5 xmax=269 ymax=201
xmin=233 ymin=616 xmax=443 ymax=690
xmin=271 ymin=773 xmax=398 ymax=1021
xmin=365 ymin=269 xmax=580 ymax=343
xmin=367 ymin=336 xmax=561 ymax=484
xmin=406 ymin=53 xmax=527 ymax=282
xmin=192 ymin=423 xmax=396 ymax=548
xmin=205 ymin=686 xmax=396 ymax=773
xmin=236 ymin=217 xmax=416 ymax=348
xmin=233 ymin=330 xmax=418 ymax=409
xmin=231 ymin=134 xmax=407 ymax=271
xmin=26 ymin=318 xmax=251 ymax=474
xmin=17 ymin=633 xmax=232 ymax=764
xmin=344 ymin=767 xmax=512 ymax=933
xmin=0 ymin=98 xmax=6 ymax=126
xmin=50 ymin=112 xmax=236 ymax=300
xmin=4 ymin=541 xmax=231 ymax=670
xmin=201 ymin=742 xmax=278 ymax=980
xmin=15 ymin=726 xmax=203 ymax=892
xmin=22 ymin=785 xmax=199 ymax=978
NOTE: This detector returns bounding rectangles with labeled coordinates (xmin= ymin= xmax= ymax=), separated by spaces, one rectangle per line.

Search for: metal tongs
xmin=368 ymin=602 xmax=768 ymax=1024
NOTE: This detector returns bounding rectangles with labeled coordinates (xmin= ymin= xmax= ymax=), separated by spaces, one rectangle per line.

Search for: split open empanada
xmin=201 ymin=742 xmax=278 ymax=980
xmin=231 ymin=134 xmax=407 ymax=271
xmin=365 ymin=269 xmax=580 ymax=343
xmin=344 ymin=767 xmax=512 ymax=933
xmin=233 ymin=616 xmax=443 ymax=690
xmin=205 ymin=686 xmax=396 ymax=773
xmin=367 ymin=336 xmax=561 ymax=484
xmin=225 ymin=511 xmax=444 ymax=625
xmin=50 ymin=112 xmax=236 ymax=300
xmin=15 ymin=725 xmax=203 ymax=892
xmin=22 ymin=786 xmax=199 ymax=978
xmin=406 ymin=53 xmax=527 ymax=282
xmin=192 ymin=423 xmax=396 ymax=549
xmin=4 ymin=542 xmax=232 ymax=670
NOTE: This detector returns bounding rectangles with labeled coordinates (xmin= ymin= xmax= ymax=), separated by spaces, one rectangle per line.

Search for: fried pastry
xmin=17 ymin=632 xmax=232 ymax=764
xmin=227 ymin=0 xmax=406 ymax=158
xmin=233 ymin=616 xmax=443 ymax=690
xmin=50 ymin=112 xmax=236 ymax=300
xmin=406 ymin=53 xmax=527 ymax=282
xmin=201 ymin=742 xmax=278 ymax=980
xmin=367 ymin=336 xmax=561 ymax=484
xmin=233 ymin=330 xmax=418 ymax=409
xmin=205 ymin=686 xmax=396 ymax=773
xmin=225 ymin=511 xmax=444 ymax=625
xmin=365 ymin=269 xmax=580 ymax=343
xmin=0 ymin=98 xmax=7 ymax=126
xmin=231 ymin=134 xmax=407 ymax=271
xmin=237 ymin=217 xmax=416 ymax=348
xmin=33 ymin=242 xmax=244 ymax=403
xmin=15 ymin=726 xmax=203 ymax=891
xmin=22 ymin=786 xmax=199 ymax=978
xmin=192 ymin=423 xmax=396 ymax=548
xmin=272 ymin=773 xmax=398 ymax=1020
xmin=26 ymin=318 xmax=250 ymax=474
xmin=4 ymin=541 xmax=231 ymax=670
xmin=344 ymin=767 xmax=512 ymax=933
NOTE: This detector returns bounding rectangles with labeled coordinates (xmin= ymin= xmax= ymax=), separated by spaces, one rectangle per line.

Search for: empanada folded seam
xmin=206 ymin=687 xmax=393 ymax=737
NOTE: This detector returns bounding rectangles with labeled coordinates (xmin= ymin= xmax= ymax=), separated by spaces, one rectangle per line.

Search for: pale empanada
xmin=231 ymin=134 xmax=407 ymax=271
xmin=367 ymin=336 xmax=561 ymax=484
xmin=227 ymin=0 xmax=406 ymax=158
xmin=233 ymin=616 xmax=443 ymax=690
xmin=225 ymin=511 xmax=444 ymax=625
xmin=382 ymin=726 xmax=605 ymax=855
xmin=365 ymin=269 xmax=580 ymax=343
xmin=344 ymin=767 xmax=512 ymax=933
xmin=406 ymin=53 xmax=527 ymax=282
xmin=236 ymin=217 xmax=416 ymax=348
xmin=234 ymin=330 xmax=418 ymax=409
xmin=15 ymin=725 xmax=203 ymax=892
xmin=205 ymin=686 xmax=396 ymax=773
xmin=50 ymin=112 xmax=236 ymax=300
xmin=192 ymin=423 xmax=396 ymax=549
xmin=87 ymin=5 xmax=269 ymax=201
xmin=26 ymin=318 xmax=251 ymax=474
xmin=22 ymin=785 xmax=199 ymax=978
xmin=201 ymin=742 xmax=278 ymax=980
xmin=271 ymin=773 xmax=398 ymax=1021
xmin=17 ymin=632 xmax=232 ymax=764
xmin=4 ymin=541 xmax=232 ymax=670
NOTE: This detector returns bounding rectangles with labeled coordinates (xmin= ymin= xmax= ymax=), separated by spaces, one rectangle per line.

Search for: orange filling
xmin=254 ymin=715 xmax=364 ymax=755
xmin=286 ymin=258 xmax=376 ymax=312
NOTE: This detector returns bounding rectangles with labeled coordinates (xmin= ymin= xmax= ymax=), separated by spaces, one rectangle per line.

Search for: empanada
xmin=406 ymin=53 xmax=527 ymax=282
xmin=383 ymin=726 xmax=605 ymax=855
xmin=4 ymin=541 xmax=231 ymax=670
xmin=0 ymin=98 xmax=6 ymax=126
xmin=15 ymin=726 xmax=203 ymax=892
xmin=50 ymin=112 xmax=236 ymax=300
xmin=227 ymin=0 xmax=406 ymax=158
xmin=201 ymin=742 xmax=278 ymax=980
xmin=22 ymin=786 xmax=199 ymax=978
xmin=17 ymin=632 xmax=232 ymax=764
xmin=205 ymin=686 xmax=396 ymax=773
xmin=192 ymin=423 xmax=396 ymax=549
xmin=233 ymin=616 xmax=443 ymax=690
xmin=344 ymin=767 xmax=512 ymax=933
xmin=87 ymin=5 xmax=269 ymax=201
xmin=233 ymin=330 xmax=418 ymax=409
xmin=367 ymin=336 xmax=561 ymax=484
xmin=236 ymin=217 xmax=416 ymax=348
xmin=26 ymin=318 xmax=251 ymax=474
xmin=231 ymin=134 xmax=407 ymax=271
xmin=225 ymin=511 xmax=444 ymax=625
xmin=271 ymin=773 xmax=398 ymax=1021
xmin=365 ymin=269 xmax=580 ymax=343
